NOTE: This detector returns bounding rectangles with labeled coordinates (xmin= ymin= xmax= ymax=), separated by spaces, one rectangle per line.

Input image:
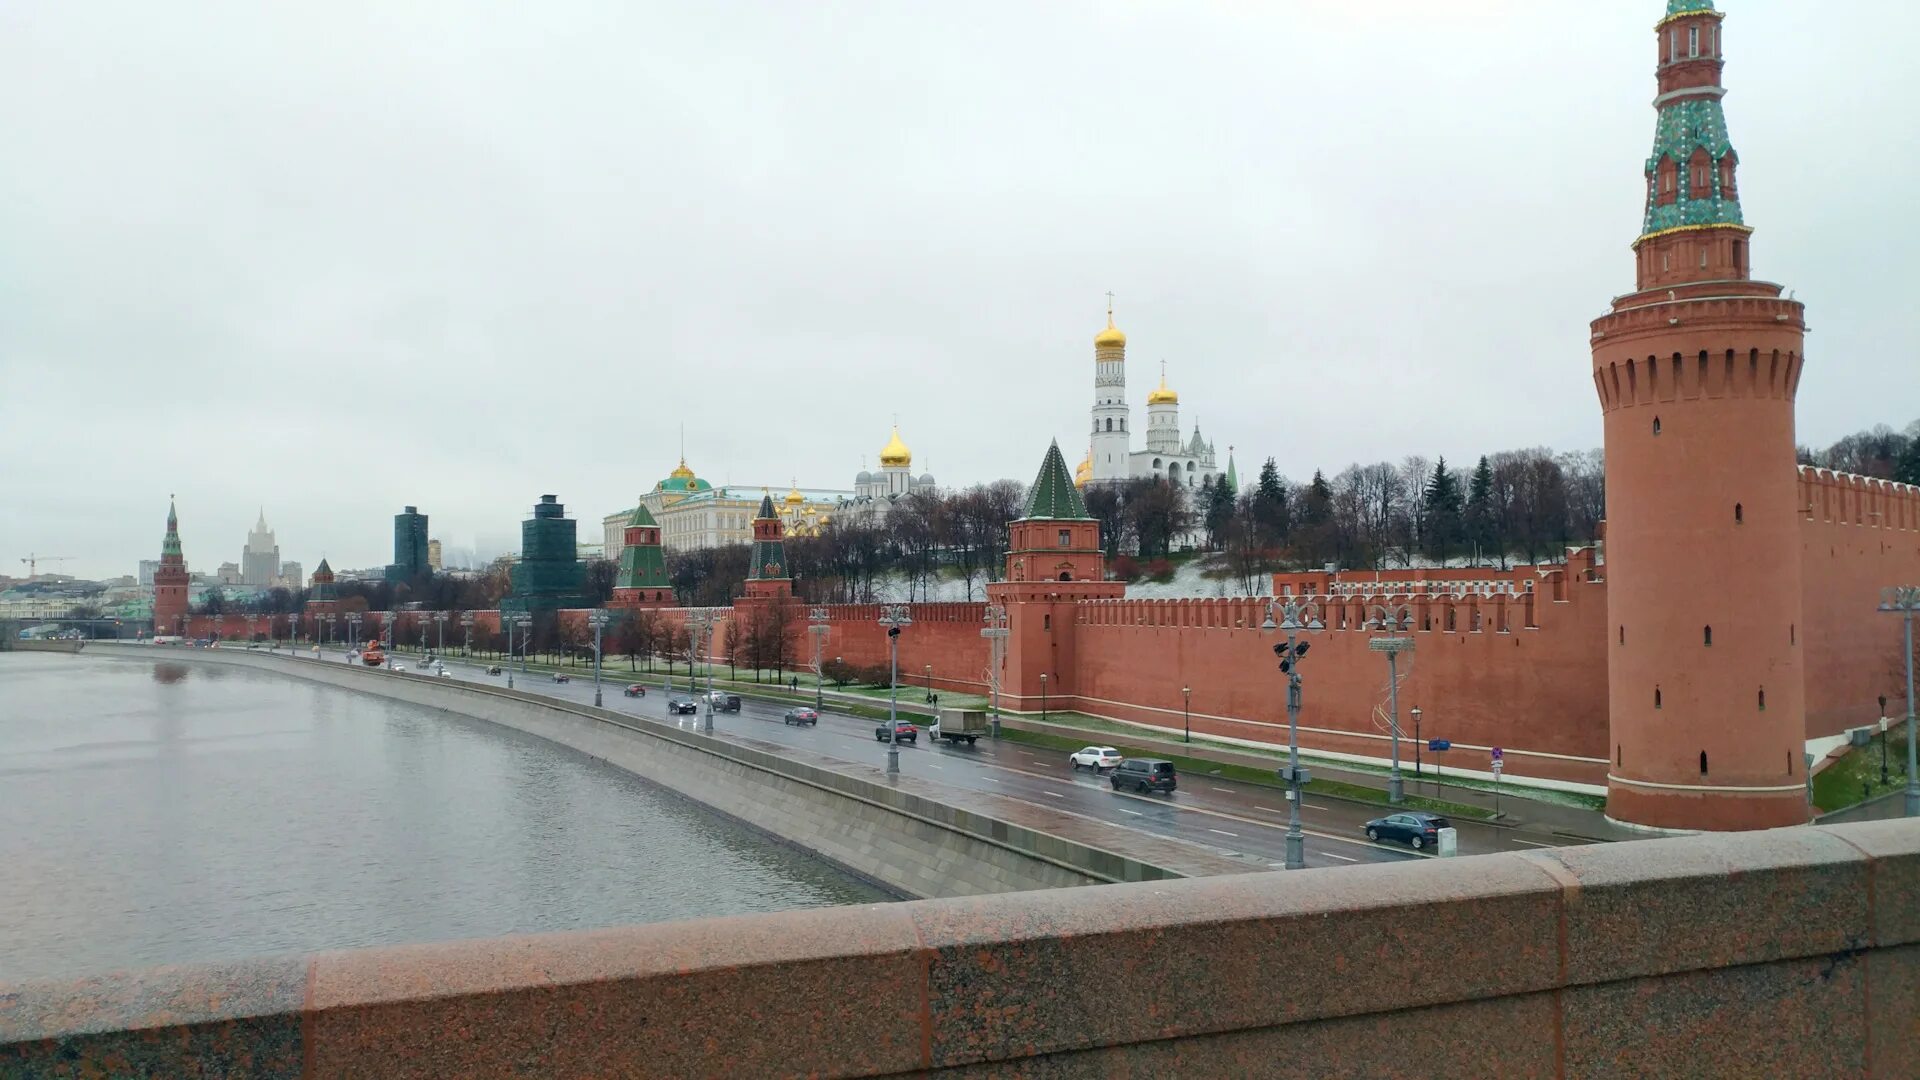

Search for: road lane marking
xmin=1304 ymin=803 xmax=1332 ymax=811
xmin=1208 ymin=828 xmax=1239 ymax=838
xmin=1321 ymin=851 xmax=1360 ymax=862
xmin=1256 ymin=805 xmax=1284 ymax=814
xmin=1042 ymin=791 xmax=1064 ymax=799
xmin=925 ymin=764 xmax=943 ymax=770
xmin=1119 ymin=808 xmax=1144 ymax=816
xmin=1211 ymin=787 xmax=1234 ymax=793
xmin=1507 ymin=837 xmax=1558 ymax=848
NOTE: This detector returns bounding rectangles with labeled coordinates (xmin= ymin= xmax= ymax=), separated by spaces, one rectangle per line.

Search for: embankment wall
xmin=4 ymin=819 xmax=1914 ymax=1078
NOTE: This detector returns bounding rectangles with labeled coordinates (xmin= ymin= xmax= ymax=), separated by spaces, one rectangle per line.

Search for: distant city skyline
xmin=5 ymin=3 xmax=1917 ymax=579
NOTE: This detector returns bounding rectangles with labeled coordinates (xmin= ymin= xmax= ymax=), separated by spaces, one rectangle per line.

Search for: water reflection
xmin=151 ymin=662 xmax=188 ymax=684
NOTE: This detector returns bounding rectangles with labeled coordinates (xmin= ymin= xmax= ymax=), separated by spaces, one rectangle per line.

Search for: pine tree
xmin=1203 ymin=475 xmax=1236 ymax=550
xmin=1252 ymin=457 xmax=1291 ymax=545
xmin=1463 ymin=455 xmax=1496 ymax=566
xmin=1303 ymin=470 xmax=1333 ymax=525
xmin=1423 ymin=457 xmax=1464 ymax=565
xmin=1897 ymin=436 xmax=1920 ymax=486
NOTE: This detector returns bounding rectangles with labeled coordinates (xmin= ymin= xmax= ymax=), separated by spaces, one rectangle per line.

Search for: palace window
xmin=1058 ymin=529 xmax=1071 ymax=547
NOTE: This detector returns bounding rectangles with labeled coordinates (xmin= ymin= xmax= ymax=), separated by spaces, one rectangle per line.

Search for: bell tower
xmin=1590 ymin=0 xmax=1808 ymax=830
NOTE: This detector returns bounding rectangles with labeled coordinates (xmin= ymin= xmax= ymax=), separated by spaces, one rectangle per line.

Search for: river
xmin=0 ymin=652 xmax=890 ymax=982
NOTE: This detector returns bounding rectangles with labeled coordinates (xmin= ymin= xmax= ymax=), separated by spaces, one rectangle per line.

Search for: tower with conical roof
xmin=611 ymin=504 xmax=672 ymax=608
xmin=743 ymin=491 xmax=793 ymax=600
xmin=988 ymin=441 xmax=1127 ymax=716
xmin=1088 ymin=300 xmax=1131 ymax=484
xmin=1591 ymin=0 xmax=1808 ymax=831
xmin=152 ymin=500 xmax=190 ymax=637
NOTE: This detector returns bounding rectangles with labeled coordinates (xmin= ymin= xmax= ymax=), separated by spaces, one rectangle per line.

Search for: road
xmin=278 ymin=645 xmax=1585 ymax=871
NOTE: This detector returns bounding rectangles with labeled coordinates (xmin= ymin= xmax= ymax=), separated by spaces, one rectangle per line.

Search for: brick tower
xmin=305 ymin=558 xmax=338 ymax=617
xmin=1591 ymin=0 xmax=1808 ymax=831
xmin=988 ymin=441 xmax=1125 ymax=713
xmin=152 ymin=499 xmax=190 ymax=637
xmin=611 ymin=504 xmax=672 ymax=608
xmin=743 ymin=492 xmax=793 ymax=600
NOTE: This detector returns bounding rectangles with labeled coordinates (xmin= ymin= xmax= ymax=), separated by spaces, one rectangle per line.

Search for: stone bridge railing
xmin=2 ymin=819 xmax=1914 ymax=1078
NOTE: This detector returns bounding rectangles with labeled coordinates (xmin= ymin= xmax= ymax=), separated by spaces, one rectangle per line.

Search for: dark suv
xmin=714 ymin=693 xmax=742 ymax=713
xmin=1109 ymin=758 xmax=1177 ymax=794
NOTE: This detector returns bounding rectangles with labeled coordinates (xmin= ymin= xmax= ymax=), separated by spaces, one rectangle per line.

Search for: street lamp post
xmin=1262 ymin=595 xmax=1326 ymax=870
xmin=505 ymin=615 xmax=516 ymax=688
xmin=588 ymin=610 xmax=610 ymax=708
xmin=385 ymin=609 xmax=396 ymax=652
xmin=515 ymin=613 xmax=532 ymax=683
xmin=1039 ymin=673 xmax=1049 ymax=723
xmin=686 ymin=610 xmax=718 ymax=733
xmin=1411 ymin=706 xmax=1423 ymax=780
xmin=925 ymin=664 xmax=934 ymax=705
xmin=346 ymin=612 xmax=361 ymax=654
xmin=1878 ymin=586 xmax=1920 ymax=817
xmin=879 ymin=604 xmax=913 ymax=774
xmin=1364 ymin=603 xmax=1416 ymax=804
xmin=419 ymin=613 xmax=431 ymax=657
xmin=460 ymin=612 xmax=474 ymax=658
xmin=981 ymin=605 xmax=1008 ymax=739
xmin=286 ymin=612 xmax=299 ymax=650
xmin=808 ymin=607 xmax=830 ymax=712
xmin=1183 ymin=686 xmax=1192 ymax=743
xmin=434 ymin=611 xmax=448 ymax=657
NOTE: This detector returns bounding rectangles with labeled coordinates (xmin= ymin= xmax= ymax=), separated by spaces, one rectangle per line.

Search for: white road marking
xmin=1211 ymin=787 xmax=1235 ymax=793
xmin=1507 ymin=837 xmax=1559 ymax=848
xmin=1304 ymin=803 xmax=1331 ymax=811
xmin=1208 ymin=828 xmax=1239 ymax=838
xmin=1256 ymin=805 xmax=1284 ymax=814
xmin=1119 ymin=808 xmax=1144 ymax=816
xmin=1042 ymin=791 xmax=1064 ymax=799
xmin=1321 ymin=851 xmax=1360 ymax=863
xmin=925 ymin=764 xmax=943 ymax=770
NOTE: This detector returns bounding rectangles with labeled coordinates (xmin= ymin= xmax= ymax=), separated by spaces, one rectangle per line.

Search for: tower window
xmin=1655 ymin=687 xmax=1663 ymax=709
xmin=1616 ymin=744 xmax=1622 ymax=767
xmin=1668 ymin=27 xmax=1677 ymax=62
xmin=1653 ymin=416 xmax=1662 ymax=435
xmin=1704 ymin=626 xmax=1713 ymax=646
xmin=1732 ymin=239 xmax=1745 ymax=274
xmin=1057 ymin=529 xmax=1071 ymax=547
xmin=1619 ymin=626 xmax=1625 ymax=645
xmin=1699 ymin=750 xmax=1708 ymax=775
xmin=1688 ymin=26 xmax=1699 ymax=57
xmin=1712 ymin=25 xmax=1719 ymax=56
xmin=1758 ymin=687 xmax=1766 ymax=711
xmin=1791 ymin=624 xmax=1796 ymax=646
xmin=1734 ymin=503 xmax=1743 ymax=523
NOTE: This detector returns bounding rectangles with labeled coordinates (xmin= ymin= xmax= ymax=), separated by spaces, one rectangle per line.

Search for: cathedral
xmin=1079 ymin=304 xmax=1226 ymax=491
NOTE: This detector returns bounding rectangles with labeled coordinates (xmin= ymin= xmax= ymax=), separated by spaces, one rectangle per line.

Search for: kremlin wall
xmin=149 ymin=1 xmax=1920 ymax=833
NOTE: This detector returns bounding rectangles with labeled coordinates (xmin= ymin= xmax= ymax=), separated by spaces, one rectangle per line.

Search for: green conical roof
xmin=626 ymin=503 xmax=658 ymax=528
xmin=314 ymin=557 xmax=332 ymax=575
xmin=1666 ymin=0 xmax=1713 ymax=14
xmin=756 ymin=492 xmax=777 ymax=519
xmin=1223 ymin=453 xmax=1239 ymax=494
xmin=160 ymin=500 xmax=183 ymax=557
xmin=1020 ymin=440 xmax=1093 ymax=521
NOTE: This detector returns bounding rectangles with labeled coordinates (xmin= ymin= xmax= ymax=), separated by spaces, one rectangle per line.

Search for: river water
xmin=0 ymin=652 xmax=889 ymax=982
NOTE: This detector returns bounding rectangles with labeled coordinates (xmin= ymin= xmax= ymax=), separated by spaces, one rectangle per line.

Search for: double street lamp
xmin=587 ymin=609 xmax=610 ymax=708
xmin=460 ymin=611 xmax=475 ymax=658
xmin=1879 ymin=586 xmax=1920 ymax=817
xmin=346 ymin=612 xmax=362 ymax=653
xmin=506 ymin=612 xmax=532 ymax=688
xmin=1364 ymin=603 xmax=1416 ymax=804
xmin=686 ymin=610 xmax=718 ymax=733
xmin=981 ymin=605 xmax=1008 ymax=739
xmin=1183 ymin=686 xmax=1192 ymax=743
xmin=1262 ymin=595 xmax=1326 ymax=870
xmin=879 ymin=604 xmax=913 ymax=775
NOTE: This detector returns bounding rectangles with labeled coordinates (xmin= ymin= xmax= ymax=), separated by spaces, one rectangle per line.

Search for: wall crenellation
xmin=1800 ymin=466 xmax=1920 ymax=532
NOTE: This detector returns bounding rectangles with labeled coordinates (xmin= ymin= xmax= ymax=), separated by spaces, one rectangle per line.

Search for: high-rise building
xmin=387 ymin=506 xmax=429 ymax=583
xmin=216 ymin=562 xmax=242 ymax=585
xmin=1591 ymin=0 xmax=1808 ymax=830
xmin=138 ymin=559 xmax=159 ymax=586
xmin=278 ymin=561 xmax=304 ymax=591
xmin=427 ymin=539 xmax=442 ymax=571
xmin=500 ymin=495 xmax=590 ymax=613
xmin=242 ymin=508 xmax=279 ymax=586
xmin=152 ymin=501 xmax=189 ymax=636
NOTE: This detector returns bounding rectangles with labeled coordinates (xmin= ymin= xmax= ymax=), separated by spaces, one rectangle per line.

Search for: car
xmin=623 ymin=684 xmax=647 ymax=698
xmin=1069 ymin=746 xmax=1124 ymax=771
xmin=436 ymin=668 xmax=453 ymax=678
xmin=552 ymin=673 xmax=571 ymax=683
xmin=714 ymin=693 xmax=742 ymax=713
xmin=1109 ymin=758 xmax=1177 ymax=794
xmin=485 ymin=665 xmax=503 ymax=675
xmin=875 ymin=719 xmax=917 ymax=744
xmin=666 ymin=695 xmax=699 ymax=715
xmin=783 ymin=707 xmax=819 ymax=726
xmin=1364 ymin=812 xmax=1452 ymax=850
xmin=390 ymin=662 xmax=405 ymax=673
xmin=246 ymin=643 xmax=263 ymax=650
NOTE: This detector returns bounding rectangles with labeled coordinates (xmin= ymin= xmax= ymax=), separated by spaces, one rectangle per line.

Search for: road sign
xmin=1428 ymin=739 xmax=1451 ymax=752
xmin=1491 ymin=759 xmax=1504 ymax=773
xmin=1490 ymin=746 xmax=1504 ymax=762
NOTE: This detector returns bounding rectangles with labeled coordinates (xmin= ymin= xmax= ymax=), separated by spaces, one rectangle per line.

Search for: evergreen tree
xmin=1302 ymin=470 xmax=1334 ymax=525
xmin=1252 ymin=457 xmax=1291 ymax=546
xmin=1463 ymin=455 xmax=1496 ymax=566
xmin=1898 ymin=437 xmax=1920 ymax=486
xmin=1423 ymin=457 xmax=1464 ymax=565
xmin=1203 ymin=475 xmax=1236 ymax=550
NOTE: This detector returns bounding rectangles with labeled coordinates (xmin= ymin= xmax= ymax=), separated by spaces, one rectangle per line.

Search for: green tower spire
xmin=747 ymin=492 xmax=789 ymax=580
xmin=161 ymin=499 xmax=183 ymax=558
xmin=615 ymin=504 xmax=669 ymax=590
xmin=1665 ymin=0 xmax=1714 ymax=15
xmin=1020 ymin=440 xmax=1093 ymax=521
xmin=1642 ymin=1 xmax=1741 ymax=241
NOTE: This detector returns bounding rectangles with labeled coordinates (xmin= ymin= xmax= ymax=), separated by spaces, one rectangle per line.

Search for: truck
xmin=930 ymin=708 xmax=989 ymax=746
xmin=361 ymin=645 xmax=386 ymax=667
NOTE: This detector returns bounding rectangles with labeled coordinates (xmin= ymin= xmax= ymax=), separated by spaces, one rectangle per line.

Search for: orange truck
xmin=361 ymin=645 xmax=386 ymax=667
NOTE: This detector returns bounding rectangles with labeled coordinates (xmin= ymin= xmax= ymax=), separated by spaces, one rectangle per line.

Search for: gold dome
xmin=1147 ymin=378 xmax=1178 ymax=406
xmin=1074 ymin=447 xmax=1093 ymax=489
xmin=878 ymin=426 xmax=912 ymax=468
xmin=669 ymin=457 xmax=696 ymax=481
xmin=1094 ymin=316 xmax=1126 ymax=350
xmin=785 ymin=485 xmax=805 ymax=506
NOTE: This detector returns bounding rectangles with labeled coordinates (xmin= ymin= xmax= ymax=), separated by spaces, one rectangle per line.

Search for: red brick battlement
xmin=1801 ymin=466 xmax=1920 ymax=532
xmin=4 ymin=819 xmax=1914 ymax=1077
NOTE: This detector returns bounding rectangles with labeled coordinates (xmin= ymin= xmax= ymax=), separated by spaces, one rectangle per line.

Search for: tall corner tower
xmin=152 ymin=500 xmax=190 ymax=636
xmin=1591 ymin=0 xmax=1808 ymax=831
xmin=612 ymin=504 xmax=672 ymax=608
xmin=1089 ymin=301 xmax=1131 ymax=483
xmin=744 ymin=492 xmax=793 ymax=599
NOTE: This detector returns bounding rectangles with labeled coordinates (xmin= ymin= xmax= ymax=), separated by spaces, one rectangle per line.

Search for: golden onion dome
xmin=1074 ymin=447 xmax=1093 ymax=489
xmin=1147 ymin=377 xmax=1179 ymax=406
xmin=785 ymin=485 xmax=805 ymax=506
xmin=1094 ymin=316 xmax=1126 ymax=350
xmin=878 ymin=426 xmax=912 ymax=468
xmin=669 ymin=458 xmax=696 ymax=481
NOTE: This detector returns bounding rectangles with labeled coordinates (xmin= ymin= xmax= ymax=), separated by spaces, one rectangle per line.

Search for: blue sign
xmin=1428 ymin=739 xmax=1451 ymax=752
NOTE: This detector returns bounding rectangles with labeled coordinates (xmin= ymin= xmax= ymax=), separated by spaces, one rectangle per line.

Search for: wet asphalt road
xmin=292 ymin=647 xmax=1584 ymax=871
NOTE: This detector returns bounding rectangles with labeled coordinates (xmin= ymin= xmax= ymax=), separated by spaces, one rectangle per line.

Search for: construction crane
xmin=19 ymin=554 xmax=75 ymax=578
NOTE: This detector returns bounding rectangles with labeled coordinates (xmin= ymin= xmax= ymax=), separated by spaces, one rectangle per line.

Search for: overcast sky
xmin=4 ymin=1 xmax=1915 ymax=580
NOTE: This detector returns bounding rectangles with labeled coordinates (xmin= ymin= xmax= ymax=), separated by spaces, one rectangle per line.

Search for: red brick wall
xmin=1799 ymin=469 xmax=1920 ymax=738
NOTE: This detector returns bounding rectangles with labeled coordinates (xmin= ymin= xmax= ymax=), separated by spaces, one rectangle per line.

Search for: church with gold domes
xmin=851 ymin=424 xmax=936 ymax=508
xmin=1083 ymin=304 xmax=1225 ymax=491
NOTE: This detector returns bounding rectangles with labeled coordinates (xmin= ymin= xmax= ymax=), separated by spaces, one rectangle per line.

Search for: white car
xmin=390 ymin=662 xmax=406 ymax=673
xmin=1069 ymin=746 xmax=1124 ymax=771
xmin=436 ymin=667 xmax=452 ymax=678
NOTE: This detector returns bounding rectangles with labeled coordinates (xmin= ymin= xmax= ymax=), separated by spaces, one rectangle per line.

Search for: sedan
xmin=1364 ymin=812 xmax=1452 ymax=850
xmin=1069 ymin=746 xmax=1124 ymax=771
xmin=623 ymin=684 xmax=647 ymax=698
xmin=666 ymin=695 xmax=699 ymax=715
xmin=783 ymin=707 xmax=819 ymax=726
xmin=485 ymin=666 xmax=503 ymax=675
xmin=875 ymin=720 xmax=917 ymax=744
xmin=552 ymin=673 xmax=571 ymax=683
xmin=390 ymin=662 xmax=406 ymax=673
